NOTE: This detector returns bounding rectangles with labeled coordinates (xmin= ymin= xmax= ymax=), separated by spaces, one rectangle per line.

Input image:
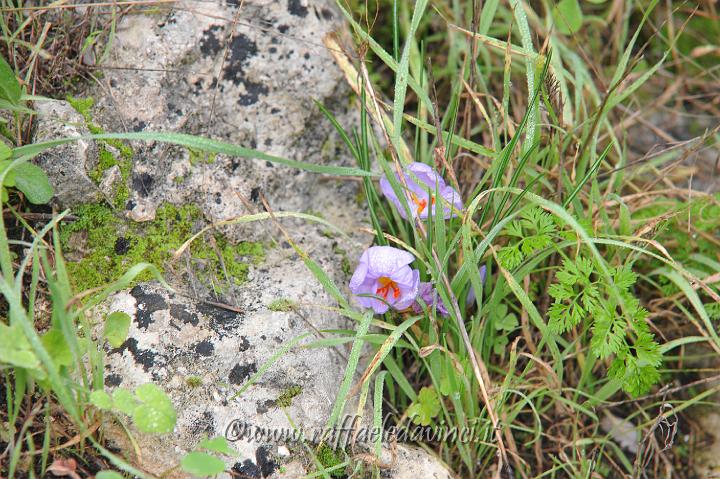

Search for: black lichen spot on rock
xmin=105 ymin=373 xmax=123 ymax=387
xmin=250 ymin=186 xmax=261 ymax=203
xmin=133 ymin=120 xmax=147 ymax=132
xmin=116 ymin=338 xmax=159 ymax=372
xmin=321 ymin=7 xmax=333 ymax=20
xmin=256 ymin=399 xmax=275 ymax=414
xmin=238 ymin=79 xmax=269 ymax=106
xmin=229 ymin=362 xmax=257 ymax=385
xmin=126 ymin=199 xmax=136 ymax=211
xmin=256 ymin=446 xmax=277 ymax=477
xmin=215 ymin=192 xmax=222 ymax=204
xmin=304 ymin=52 xmax=310 ymax=60
xmin=170 ymin=303 xmax=199 ymax=326
xmin=232 ymin=460 xmax=261 ymax=479
xmin=130 ymin=285 xmax=168 ymax=329
xmin=200 ymin=25 xmax=223 ymax=56
xmin=114 ymin=237 xmax=131 ymax=255
xmin=278 ymin=25 xmax=289 ymax=34
xmin=223 ymin=33 xmax=258 ymax=86
xmin=238 ymin=336 xmax=250 ymax=352
xmin=194 ymin=339 xmax=215 ymax=356
xmin=199 ymin=302 xmax=241 ymax=337
xmin=288 ymin=0 xmax=308 ymax=17
xmin=132 ymin=172 xmax=154 ymax=198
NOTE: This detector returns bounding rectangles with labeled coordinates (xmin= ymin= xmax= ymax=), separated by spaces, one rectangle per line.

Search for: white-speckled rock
xmin=85 ymin=0 xmax=359 ymax=239
xmin=32 ymin=99 xmax=102 ymax=206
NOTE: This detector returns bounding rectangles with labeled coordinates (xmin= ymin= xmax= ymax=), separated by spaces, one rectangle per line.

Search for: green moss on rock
xmin=268 ymin=298 xmax=295 ymax=312
xmin=61 ymin=203 xmax=264 ymax=293
xmin=275 ymin=385 xmax=302 ymax=407
xmin=315 ymin=443 xmax=346 ymax=478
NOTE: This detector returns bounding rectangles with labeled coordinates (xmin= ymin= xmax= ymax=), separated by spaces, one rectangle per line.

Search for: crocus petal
xmin=364 ymin=246 xmax=414 ymax=278
xmin=348 ymin=255 xmax=369 ymax=291
xmin=394 ymin=269 xmax=420 ymax=310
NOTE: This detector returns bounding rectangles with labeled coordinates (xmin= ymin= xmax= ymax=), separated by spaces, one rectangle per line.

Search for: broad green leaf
xmin=198 ymin=436 xmax=238 ymax=456
xmin=0 ymin=142 xmax=11 ymax=160
xmin=40 ymin=328 xmax=73 ymax=367
xmin=90 ymin=390 xmax=114 ymax=410
xmin=180 ymin=451 xmax=226 ymax=476
xmin=553 ymin=0 xmax=583 ymax=35
xmin=132 ymin=383 xmax=176 ymax=434
xmin=112 ymin=388 xmax=138 ymax=415
xmin=0 ymin=322 xmax=41 ymax=370
xmin=0 ymin=55 xmax=21 ymax=104
xmin=12 ymin=163 xmax=53 ymax=204
xmin=104 ymin=311 xmax=131 ymax=348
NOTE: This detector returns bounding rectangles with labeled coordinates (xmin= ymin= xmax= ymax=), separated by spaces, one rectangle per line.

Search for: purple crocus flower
xmin=412 ymin=282 xmax=450 ymax=317
xmin=379 ymin=162 xmax=463 ymax=220
xmin=349 ymin=246 xmax=420 ymax=314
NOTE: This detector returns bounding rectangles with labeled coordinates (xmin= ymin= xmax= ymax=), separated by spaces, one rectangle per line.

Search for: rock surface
xmin=32 ymin=99 xmax=102 ymax=206
xmin=87 ymin=0 xmax=358 ymax=239
xmin=101 ymin=262 xmax=349 ymax=478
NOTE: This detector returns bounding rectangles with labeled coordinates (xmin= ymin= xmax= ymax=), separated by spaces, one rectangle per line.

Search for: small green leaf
xmin=552 ymin=0 xmax=583 ymax=35
xmin=198 ymin=436 xmax=238 ymax=456
xmin=96 ymin=472 xmax=125 ymax=479
xmin=132 ymin=383 xmax=176 ymax=434
xmin=180 ymin=451 xmax=227 ymax=476
xmin=0 ymin=142 xmax=11 ymax=160
xmin=0 ymin=55 xmax=21 ymax=104
xmin=41 ymin=328 xmax=74 ymax=368
xmin=12 ymin=163 xmax=53 ymax=204
xmin=112 ymin=389 xmax=138 ymax=415
xmin=105 ymin=311 xmax=131 ymax=348
xmin=406 ymin=386 xmax=441 ymax=426
xmin=0 ymin=322 xmax=41 ymax=370
xmin=90 ymin=390 xmax=113 ymax=410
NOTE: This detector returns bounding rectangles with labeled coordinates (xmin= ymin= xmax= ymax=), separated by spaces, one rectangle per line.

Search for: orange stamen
xmin=376 ymin=277 xmax=401 ymax=300
xmin=410 ymin=192 xmax=429 ymax=216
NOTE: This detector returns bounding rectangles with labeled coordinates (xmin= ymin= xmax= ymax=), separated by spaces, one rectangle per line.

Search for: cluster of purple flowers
xmin=349 ymin=162 xmax=479 ymax=316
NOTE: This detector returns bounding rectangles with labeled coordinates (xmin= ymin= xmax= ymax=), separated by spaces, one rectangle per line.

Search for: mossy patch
xmin=185 ymin=376 xmax=203 ymax=388
xmin=66 ymin=95 xmax=133 ymax=207
xmin=60 ymin=202 xmax=264 ymax=293
xmin=275 ymin=385 xmax=302 ymax=407
xmin=268 ymin=298 xmax=295 ymax=312
xmin=315 ymin=443 xmax=346 ymax=478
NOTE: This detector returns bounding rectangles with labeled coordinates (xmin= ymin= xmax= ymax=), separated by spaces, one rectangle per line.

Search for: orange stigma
xmin=410 ymin=192 xmax=433 ymax=216
xmin=376 ymin=277 xmax=401 ymax=300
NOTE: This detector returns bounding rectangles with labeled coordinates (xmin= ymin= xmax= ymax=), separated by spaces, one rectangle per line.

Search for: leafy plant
xmin=90 ymin=383 xmax=176 ymax=434
xmin=0 ymin=54 xmax=53 ymax=204
xmin=180 ymin=436 xmax=238 ymax=477
xmin=406 ymin=386 xmax=441 ymax=426
xmin=548 ymin=258 xmax=662 ymax=395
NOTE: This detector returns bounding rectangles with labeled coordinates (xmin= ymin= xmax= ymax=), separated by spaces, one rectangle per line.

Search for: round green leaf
xmin=132 ymin=383 xmax=176 ymax=434
xmin=180 ymin=452 xmax=226 ymax=476
xmin=552 ymin=0 xmax=583 ymax=35
xmin=12 ymin=163 xmax=53 ymax=204
xmin=90 ymin=390 xmax=113 ymax=410
xmin=104 ymin=311 xmax=131 ymax=348
xmin=112 ymin=388 xmax=138 ymax=416
xmin=198 ymin=436 xmax=238 ymax=456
